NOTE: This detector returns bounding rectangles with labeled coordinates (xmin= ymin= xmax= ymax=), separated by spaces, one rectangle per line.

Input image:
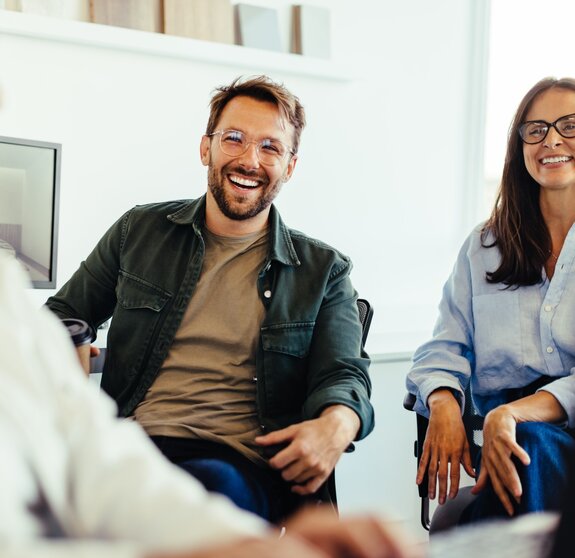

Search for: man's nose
xmin=237 ymin=141 xmax=261 ymax=168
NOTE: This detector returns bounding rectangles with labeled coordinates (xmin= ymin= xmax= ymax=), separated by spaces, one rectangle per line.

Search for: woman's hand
xmin=471 ymin=405 xmax=530 ymax=515
xmin=416 ymin=389 xmax=475 ymax=505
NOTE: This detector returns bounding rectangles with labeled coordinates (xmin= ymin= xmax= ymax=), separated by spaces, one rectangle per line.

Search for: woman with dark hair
xmin=406 ymin=77 xmax=575 ymax=522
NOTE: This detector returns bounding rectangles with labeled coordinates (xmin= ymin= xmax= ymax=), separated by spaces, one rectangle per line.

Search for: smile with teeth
xmin=541 ymin=155 xmax=573 ymax=165
xmin=229 ymin=174 xmax=260 ymax=189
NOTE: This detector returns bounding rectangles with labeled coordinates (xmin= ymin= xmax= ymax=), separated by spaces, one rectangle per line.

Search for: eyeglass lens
xmin=519 ymin=114 xmax=575 ymax=144
xmin=216 ymin=130 xmax=289 ymax=164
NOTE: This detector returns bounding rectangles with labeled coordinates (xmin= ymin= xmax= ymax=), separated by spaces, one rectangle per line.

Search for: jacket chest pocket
xmin=261 ymin=323 xmax=314 ymax=413
xmin=111 ymin=272 xmax=171 ymax=372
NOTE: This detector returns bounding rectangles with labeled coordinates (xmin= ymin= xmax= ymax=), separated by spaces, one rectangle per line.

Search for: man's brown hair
xmin=206 ymin=75 xmax=306 ymax=154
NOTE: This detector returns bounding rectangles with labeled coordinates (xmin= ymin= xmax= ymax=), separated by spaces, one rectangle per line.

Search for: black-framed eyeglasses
xmin=518 ymin=113 xmax=575 ymax=144
xmin=208 ymin=129 xmax=294 ymax=166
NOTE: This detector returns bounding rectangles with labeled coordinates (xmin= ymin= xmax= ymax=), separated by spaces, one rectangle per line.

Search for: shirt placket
xmin=540 ymin=224 xmax=575 ymax=372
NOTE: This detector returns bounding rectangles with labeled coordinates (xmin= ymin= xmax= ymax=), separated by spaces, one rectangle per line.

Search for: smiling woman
xmin=406 ymin=77 xmax=575 ymax=526
xmin=483 ymin=0 xmax=575 ymax=217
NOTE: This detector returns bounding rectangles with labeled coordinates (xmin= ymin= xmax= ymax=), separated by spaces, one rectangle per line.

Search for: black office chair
xmin=403 ymin=383 xmax=484 ymax=533
xmin=319 ymin=298 xmax=374 ymax=510
xmin=356 ymin=298 xmax=374 ymax=349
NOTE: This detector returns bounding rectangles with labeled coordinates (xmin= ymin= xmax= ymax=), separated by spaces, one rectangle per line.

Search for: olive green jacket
xmin=47 ymin=196 xmax=374 ymax=441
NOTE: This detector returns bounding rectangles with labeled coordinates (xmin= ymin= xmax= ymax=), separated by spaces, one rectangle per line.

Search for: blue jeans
xmin=461 ymin=422 xmax=575 ymax=523
xmin=178 ymin=458 xmax=272 ymax=518
xmin=151 ymin=436 xmax=300 ymax=522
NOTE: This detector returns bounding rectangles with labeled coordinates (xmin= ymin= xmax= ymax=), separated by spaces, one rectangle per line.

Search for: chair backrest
xmin=356 ymin=298 xmax=374 ymax=349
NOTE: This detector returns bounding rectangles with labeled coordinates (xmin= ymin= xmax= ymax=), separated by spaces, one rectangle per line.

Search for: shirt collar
xmin=167 ymin=195 xmax=300 ymax=267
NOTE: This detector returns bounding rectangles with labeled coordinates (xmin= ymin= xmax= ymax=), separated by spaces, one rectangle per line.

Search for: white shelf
xmin=0 ymin=9 xmax=352 ymax=81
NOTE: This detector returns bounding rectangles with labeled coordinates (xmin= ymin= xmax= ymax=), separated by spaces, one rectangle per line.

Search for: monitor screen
xmin=0 ymin=135 xmax=61 ymax=289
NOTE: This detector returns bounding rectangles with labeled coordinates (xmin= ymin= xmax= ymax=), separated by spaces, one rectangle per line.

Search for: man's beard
xmin=207 ymin=161 xmax=283 ymax=221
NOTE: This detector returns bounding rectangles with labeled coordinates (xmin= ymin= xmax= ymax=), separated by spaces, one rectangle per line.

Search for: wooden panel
xmin=164 ymin=0 xmax=234 ymax=44
xmin=90 ymin=0 xmax=162 ymax=33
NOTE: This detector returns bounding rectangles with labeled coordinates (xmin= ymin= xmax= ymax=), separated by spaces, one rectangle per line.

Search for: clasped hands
xmin=418 ymin=389 xmax=530 ymax=515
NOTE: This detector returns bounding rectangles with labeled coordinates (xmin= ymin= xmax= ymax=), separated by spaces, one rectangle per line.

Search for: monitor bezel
xmin=0 ymin=135 xmax=61 ymax=289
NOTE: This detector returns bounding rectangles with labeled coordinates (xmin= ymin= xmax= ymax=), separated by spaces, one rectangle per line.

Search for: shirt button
xmin=263 ymin=290 xmax=272 ymax=299
xmin=544 ymin=305 xmax=552 ymax=312
xmin=547 ymin=346 xmax=554 ymax=353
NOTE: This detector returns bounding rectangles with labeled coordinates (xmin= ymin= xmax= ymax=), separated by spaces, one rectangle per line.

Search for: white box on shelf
xmin=292 ymin=4 xmax=331 ymax=60
xmin=235 ymin=3 xmax=282 ymax=52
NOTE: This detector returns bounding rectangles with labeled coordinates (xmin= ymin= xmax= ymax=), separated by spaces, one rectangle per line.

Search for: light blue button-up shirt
xmin=407 ymin=224 xmax=575 ymax=428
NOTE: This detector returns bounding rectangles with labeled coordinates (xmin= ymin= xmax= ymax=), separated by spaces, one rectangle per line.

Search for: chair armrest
xmin=89 ymin=348 xmax=107 ymax=374
xmin=403 ymin=391 xmax=417 ymax=411
xmin=403 ymin=391 xmax=430 ymax=500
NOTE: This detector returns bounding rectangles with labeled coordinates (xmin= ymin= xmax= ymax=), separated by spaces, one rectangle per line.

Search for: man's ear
xmin=200 ymin=135 xmax=211 ymax=166
xmin=282 ymin=154 xmax=298 ymax=182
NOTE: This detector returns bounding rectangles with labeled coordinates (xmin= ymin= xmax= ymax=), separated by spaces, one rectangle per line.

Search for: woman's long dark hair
xmin=482 ymin=77 xmax=575 ymax=287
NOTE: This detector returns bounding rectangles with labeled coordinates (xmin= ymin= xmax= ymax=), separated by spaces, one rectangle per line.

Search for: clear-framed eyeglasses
xmin=208 ymin=129 xmax=294 ymax=166
xmin=518 ymin=113 xmax=575 ymax=144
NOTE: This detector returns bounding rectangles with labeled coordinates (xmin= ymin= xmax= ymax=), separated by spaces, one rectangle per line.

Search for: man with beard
xmin=46 ymin=75 xmax=373 ymax=523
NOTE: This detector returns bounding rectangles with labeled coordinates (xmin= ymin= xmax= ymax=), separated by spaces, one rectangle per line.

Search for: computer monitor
xmin=0 ymin=135 xmax=61 ymax=289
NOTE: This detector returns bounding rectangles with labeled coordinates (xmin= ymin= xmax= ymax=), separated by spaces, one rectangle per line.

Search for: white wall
xmin=336 ymin=356 xmax=424 ymax=537
xmin=0 ymin=0 xmax=489 ymax=356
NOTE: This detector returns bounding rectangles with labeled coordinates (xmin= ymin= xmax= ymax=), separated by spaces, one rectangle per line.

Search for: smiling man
xmin=46 ymin=76 xmax=373 ymax=523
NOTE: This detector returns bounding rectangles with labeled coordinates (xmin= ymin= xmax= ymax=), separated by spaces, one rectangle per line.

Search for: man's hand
xmin=471 ymin=405 xmax=530 ymax=516
xmin=287 ymin=507 xmax=423 ymax=558
xmin=255 ymin=405 xmax=360 ymax=495
xmin=416 ymin=389 xmax=475 ymax=505
xmin=152 ymin=509 xmax=422 ymax=558
xmin=150 ymin=535 xmax=330 ymax=558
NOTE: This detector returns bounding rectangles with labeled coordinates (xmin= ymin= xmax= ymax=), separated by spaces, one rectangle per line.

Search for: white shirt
xmin=0 ymin=253 xmax=266 ymax=558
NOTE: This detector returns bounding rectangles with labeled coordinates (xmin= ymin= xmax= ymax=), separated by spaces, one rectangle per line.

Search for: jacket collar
xmin=167 ymin=195 xmax=300 ymax=267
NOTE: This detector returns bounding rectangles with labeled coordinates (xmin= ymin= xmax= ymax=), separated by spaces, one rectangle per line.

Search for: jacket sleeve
xmin=406 ymin=234 xmax=476 ymax=418
xmin=303 ymin=259 xmax=374 ymax=440
xmin=45 ymin=210 xmax=130 ymax=332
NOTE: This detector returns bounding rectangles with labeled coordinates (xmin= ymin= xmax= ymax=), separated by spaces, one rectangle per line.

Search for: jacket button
xmin=253 ymin=376 xmax=258 ymax=382
xmin=264 ymin=290 xmax=272 ymax=298
xmin=260 ymin=424 xmax=266 ymax=431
